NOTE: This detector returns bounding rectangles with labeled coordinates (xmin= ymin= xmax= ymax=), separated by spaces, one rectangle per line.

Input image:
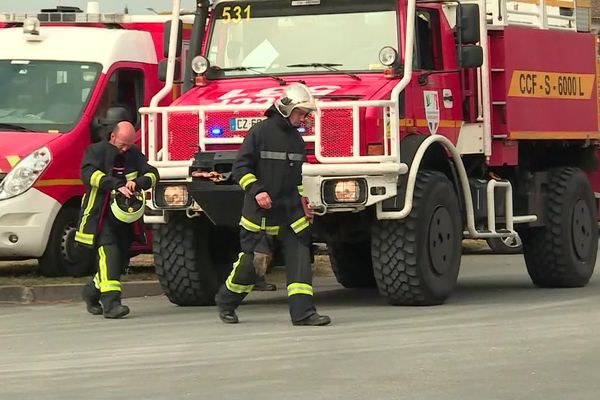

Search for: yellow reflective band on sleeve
xmin=143 ymin=172 xmax=158 ymax=187
xmin=297 ymin=185 xmax=304 ymax=196
xmin=90 ymin=170 xmax=106 ymax=188
xmin=225 ymin=253 xmax=254 ymax=294
xmin=126 ymin=171 xmax=138 ymax=181
xmin=100 ymin=280 xmax=122 ymax=293
xmin=239 ymin=173 xmax=257 ymax=190
xmin=291 ymin=216 xmax=310 ymax=234
xmin=240 ymin=217 xmax=280 ymax=235
xmin=78 ymin=186 xmax=98 ymax=236
xmin=74 ymin=231 xmax=94 ymax=245
xmin=287 ymin=282 xmax=313 ymax=297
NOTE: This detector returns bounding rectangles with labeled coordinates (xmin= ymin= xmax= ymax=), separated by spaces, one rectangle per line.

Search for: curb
xmin=0 ymin=281 xmax=163 ymax=304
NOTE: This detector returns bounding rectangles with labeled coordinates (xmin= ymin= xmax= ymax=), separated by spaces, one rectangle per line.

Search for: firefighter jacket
xmin=75 ymin=140 xmax=159 ymax=247
xmin=233 ymin=105 xmax=310 ymax=236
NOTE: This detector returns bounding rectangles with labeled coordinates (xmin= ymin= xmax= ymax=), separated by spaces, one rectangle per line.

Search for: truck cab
xmin=0 ymin=6 xmax=186 ymax=276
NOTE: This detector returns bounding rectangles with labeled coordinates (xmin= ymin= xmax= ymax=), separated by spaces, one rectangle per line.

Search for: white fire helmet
xmin=274 ymin=83 xmax=317 ymax=118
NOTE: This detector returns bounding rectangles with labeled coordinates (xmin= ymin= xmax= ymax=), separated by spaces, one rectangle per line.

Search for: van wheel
xmin=520 ymin=167 xmax=598 ymax=287
xmin=154 ymin=214 xmax=238 ymax=306
xmin=328 ymin=240 xmax=376 ymax=288
xmin=371 ymin=170 xmax=462 ymax=305
xmin=486 ymin=235 xmax=522 ymax=254
xmin=39 ymin=207 xmax=94 ymax=277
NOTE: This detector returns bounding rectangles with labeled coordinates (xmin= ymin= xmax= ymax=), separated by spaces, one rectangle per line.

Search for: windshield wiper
xmin=211 ymin=66 xmax=287 ymax=86
xmin=286 ymin=63 xmax=361 ymax=81
xmin=0 ymin=123 xmax=33 ymax=132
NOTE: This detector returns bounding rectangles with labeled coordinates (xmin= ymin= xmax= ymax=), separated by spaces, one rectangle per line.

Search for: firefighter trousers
xmin=90 ymin=242 xmax=130 ymax=310
xmin=215 ymin=226 xmax=316 ymax=322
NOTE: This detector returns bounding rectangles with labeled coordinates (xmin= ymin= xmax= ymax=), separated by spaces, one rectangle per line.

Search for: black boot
xmin=219 ymin=309 xmax=239 ymax=324
xmin=82 ymin=283 xmax=102 ymax=315
xmin=253 ymin=275 xmax=277 ymax=291
xmin=293 ymin=313 xmax=331 ymax=326
xmin=100 ymin=292 xmax=130 ymax=319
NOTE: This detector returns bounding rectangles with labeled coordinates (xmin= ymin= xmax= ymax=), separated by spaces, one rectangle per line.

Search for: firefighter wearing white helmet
xmin=76 ymin=121 xmax=159 ymax=319
xmin=215 ymin=83 xmax=331 ymax=326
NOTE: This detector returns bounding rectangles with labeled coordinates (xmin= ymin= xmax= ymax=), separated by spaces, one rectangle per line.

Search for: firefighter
xmin=77 ymin=121 xmax=159 ymax=318
xmin=215 ymin=83 xmax=331 ymax=326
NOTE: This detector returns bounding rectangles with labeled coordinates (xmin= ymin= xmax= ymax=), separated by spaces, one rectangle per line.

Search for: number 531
xmin=222 ymin=5 xmax=251 ymax=24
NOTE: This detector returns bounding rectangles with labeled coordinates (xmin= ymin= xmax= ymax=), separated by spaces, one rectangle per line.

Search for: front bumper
xmin=0 ymin=188 xmax=61 ymax=258
xmin=302 ymin=163 xmax=406 ymax=213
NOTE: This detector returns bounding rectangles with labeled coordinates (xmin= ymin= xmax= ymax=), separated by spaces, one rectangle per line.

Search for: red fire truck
xmin=142 ymin=0 xmax=599 ymax=306
xmin=0 ymin=4 xmax=190 ymax=276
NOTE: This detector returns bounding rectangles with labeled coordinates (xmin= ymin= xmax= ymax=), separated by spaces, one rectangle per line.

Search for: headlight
xmin=378 ymin=46 xmax=398 ymax=67
xmin=0 ymin=147 xmax=51 ymax=200
xmin=153 ymin=184 xmax=192 ymax=208
xmin=191 ymin=56 xmax=209 ymax=74
xmin=322 ymin=179 xmax=367 ymax=205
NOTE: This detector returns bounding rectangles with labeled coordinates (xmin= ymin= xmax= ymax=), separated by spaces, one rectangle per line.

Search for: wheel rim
xmin=428 ymin=206 xmax=455 ymax=275
xmin=61 ymin=223 xmax=77 ymax=264
xmin=502 ymin=235 xmax=522 ymax=248
xmin=571 ymin=198 xmax=593 ymax=260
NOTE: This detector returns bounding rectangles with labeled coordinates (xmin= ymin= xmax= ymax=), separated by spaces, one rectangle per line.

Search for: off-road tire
xmin=328 ymin=240 xmax=376 ymax=288
xmin=154 ymin=214 xmax=238 ymax=306
xmin=39 ymin=207 xmax=94 ymax=277
xmin=520 ymin=167 xmax=597 ymax=287
xmin=371 ymin=170 xmax=462 ymax=305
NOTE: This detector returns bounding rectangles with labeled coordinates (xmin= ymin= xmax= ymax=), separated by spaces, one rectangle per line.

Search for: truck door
xmin=91 ymin=68 xmax=144 ymax=142
xmin=409 ymin=8 xmax=463 ymax=144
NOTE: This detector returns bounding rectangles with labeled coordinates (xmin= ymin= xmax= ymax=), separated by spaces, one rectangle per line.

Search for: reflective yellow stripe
xmin=77 ymin=186 xmax=98 ymax=236
xmin=240 ymin=217 xmax=279 ymax=235
xmin=297 ymin=185 xmax=304 ymax=196
xmin=291 ymin=216 xmax=310 ymax=234
xmin=287 ymin=282 xmax=313 ymax=297
xmin=143 ymin=172 xmax=157 ymax=187
xmin=6 ymin=155 xmax=21 ymax=167
xmin=74 ymin=231 xmax=94 ymax=245
xmin=126 ymin=171 xmax=138 ymax=181
xmin=225 ymin=253 xmax=254 ymax=294
xmin=93 ymin=273 xmax=100 ymax=290
xmin=100 ymin=280 xmax=122 ymax=293
xmin=239 ymin=173 xmax=257 ymax=190
xmin=98 ymin=246 xmax=108 ymax=282
xmin=90 ymin=170 xmax=105 ymax=188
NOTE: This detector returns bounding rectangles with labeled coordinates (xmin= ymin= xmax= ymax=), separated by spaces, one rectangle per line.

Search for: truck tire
xmin=328 ymin=240 xmax=376 ymax=288
xmin=153 ymin=214 xmax=238 ymax=306
xmin=520 ymin=167 xmax=597 ymax=287
xmin=486 ymin=235 xmax=523 ymax=254
xmin=371 ymin=170 xmax=462 ymax=305
xmin=39 ymin=207 xmax=94 ymax=277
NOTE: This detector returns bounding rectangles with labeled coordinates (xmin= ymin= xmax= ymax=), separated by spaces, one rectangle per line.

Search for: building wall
xmin=593 ymin=1 xmax=600 ymax=32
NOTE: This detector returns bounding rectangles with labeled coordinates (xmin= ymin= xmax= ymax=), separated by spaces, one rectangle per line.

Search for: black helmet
xmin=110 ymin=190 xmax=145 ymax=223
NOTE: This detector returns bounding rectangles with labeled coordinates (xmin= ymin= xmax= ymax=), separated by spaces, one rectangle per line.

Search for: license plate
xmin=229 ymin=117 xmax=265 ymax=131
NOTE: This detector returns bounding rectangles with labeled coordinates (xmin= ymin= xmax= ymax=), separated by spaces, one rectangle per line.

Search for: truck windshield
xmin=0 ymin=60 xmax=101 ymax=133
xmin=206 ymin=0 xmax=398 ymax=77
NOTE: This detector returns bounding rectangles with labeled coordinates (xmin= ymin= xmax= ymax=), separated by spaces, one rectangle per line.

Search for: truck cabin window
xmin=206 ymin=0 xmax=398 ymax=77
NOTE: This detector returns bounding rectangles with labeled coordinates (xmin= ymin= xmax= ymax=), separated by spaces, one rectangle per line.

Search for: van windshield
xmin=0 ymin=60 xmax=101 ymax=133
xmin=206 ymin=0 xmax=397 ymax=77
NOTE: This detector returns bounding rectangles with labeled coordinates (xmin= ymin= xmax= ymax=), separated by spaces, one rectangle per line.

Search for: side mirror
xmin=459 ymin=45 xmax=483 ymax=68
xmin=158 ymin=59 xmax=181 ymax=82
xmin=456 ymin=4 xmax=480 ymax=45
xmin=162 ymin=19 xmax=183 ymax=58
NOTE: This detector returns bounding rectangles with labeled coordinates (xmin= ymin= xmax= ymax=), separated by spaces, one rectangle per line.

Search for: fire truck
xmin=0 ymin=4 xmax=190 ymax=276
xmin=141 ymin=0 xmax=599 ymax=306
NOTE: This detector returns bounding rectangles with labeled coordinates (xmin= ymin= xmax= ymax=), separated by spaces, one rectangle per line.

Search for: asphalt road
xmin=1 ymin=253 xmax=599 ymax=400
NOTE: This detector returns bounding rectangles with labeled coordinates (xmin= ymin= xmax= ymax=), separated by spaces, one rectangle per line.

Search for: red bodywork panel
xmin=491 ymin=26 xmax=599 ymax=139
